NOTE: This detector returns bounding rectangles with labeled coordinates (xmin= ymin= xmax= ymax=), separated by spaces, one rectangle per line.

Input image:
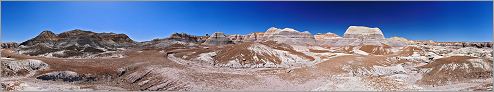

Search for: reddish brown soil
xmin=260 ymin=41 xmax=315 ymax=61
xmin=418 ymin=56 xmax=493 ymax=85
xmin=339 ymin=46 xmax=355 ymax=54
xmin=309 ymin=49 xmax=330 ymax=53
xmin=173 ymin=46 xmax=219 ymax=60
xmin=214 ymin=42 xmax=282 ymax=65
xmin=398 ymin=46 xmax=422 ymax=56
xmin=173 ymin=41 xmax=314 ymax=65
xmin=359 ymin=45 xmax=391 ymax=55
xmin=277 ymin=55 xmax=392 ymax=81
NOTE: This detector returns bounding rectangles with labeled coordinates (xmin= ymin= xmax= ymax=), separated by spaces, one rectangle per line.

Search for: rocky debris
xmin=371 ymin=65 xmax=407 ymax=76
xmin=118 ymin=66 xmax=190 ymax=91
xmin=418 ymin=56 xmax=492 ymax=85
xmin=0 ymin=79 xmax=122 ymax=91
xmin=167 ymin=33 xmax=205 ymax=43
xmin=36 ymin=71 xmax=83 ymax=82
xmin=411 ymin=40 xmax=435 ymax=45
xmin=17 ymin=29 xmax=135 ymax=58
xmin=202 ymin=32 xmax=234 ymax=46
xmin=226 ymin=34 xmax=246 ymax=43
xmin=461 ymin=83 xmax=493 ymax=91
xmin=412 ymin=41 xmax=492 ymax=48
xmin=345 ymin=62 xmax=407 ymax=76
xmin=1 ymin=42 xmax=19 ymax=49
xmin=1 ymin=59 xmax=49 ymax=77
xmin=1 ymin=81 xmax=23 ymax=91
xmin=18 ymin=44 xmax=124 ymax=58
xmin=435 ymin=42 xmax=493 ymax=48
xmin=447 ymin=47 xmax=492 ymax=58
xmin=314 ymin=77 xmax=375 ymax=91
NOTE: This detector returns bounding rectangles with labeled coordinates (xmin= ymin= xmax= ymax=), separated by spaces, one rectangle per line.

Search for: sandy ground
xmin=1 ymin=45 xmax=492 ymax=91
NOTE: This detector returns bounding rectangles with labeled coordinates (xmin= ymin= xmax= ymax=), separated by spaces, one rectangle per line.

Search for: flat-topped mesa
xmin=343 ymin=26 xmax=384 ymax=39
xmin=203 ymin=32 xmax=234 ymax=45
xmin=330 ymin=26 xmax=403 ymax=47
xmin=263 ymin=27 xmax=313 ymax=39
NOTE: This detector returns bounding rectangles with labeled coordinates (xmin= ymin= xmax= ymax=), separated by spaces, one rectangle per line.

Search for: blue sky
xmin=2 ymin=1 xmax=492 ymax=42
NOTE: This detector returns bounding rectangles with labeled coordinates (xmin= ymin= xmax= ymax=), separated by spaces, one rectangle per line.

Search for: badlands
xmin=1 ymin=26 xmax=492 ymax=91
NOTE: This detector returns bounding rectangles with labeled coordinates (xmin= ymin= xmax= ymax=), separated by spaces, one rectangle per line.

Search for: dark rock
xmin=1 ymin=42 xmax=18 ymax=49
xmin=18 ymin=29 xmax=136 ymax=58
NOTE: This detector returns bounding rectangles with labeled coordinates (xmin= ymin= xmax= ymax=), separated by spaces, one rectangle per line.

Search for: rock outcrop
xmin=226 ymin=34 xmax=246 ymax=43
xmin=328 ymin=26 xmax=406 ymax=47
xmin=262 ymin=27 xmax=316 ymax=45
xmin=20 ymin=29 xmax=135 ymax=48
xmin=36 ymin=71 xmax=83 ymax=82
xmin=19 ymin=31 xmax=59 ymax=46
xmin=1 ymin=59 xmax=49 ymax=77
xmin=202 ymin=32 xmax=234 ymax=46
xmin=140 ymin=33 xmax=208 ymax=48
xmin=244 ymin=27 xmax=316 ymax=45
xmin=18 ymin=29 xmax=135 ymax=58
xmin=1 ymin=42 xmax=18 ymax=49
xmin=343 ymin=26 xmax=384 ymax=39
xmin=244 ymin=32 xmax=265 ymax=42
xmin=167 ymin=33 xmax=203 ymax=43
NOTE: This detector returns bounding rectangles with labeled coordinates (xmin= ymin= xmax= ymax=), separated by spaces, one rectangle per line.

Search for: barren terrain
xmin=1 ymin=26 xmax=492 ymax=91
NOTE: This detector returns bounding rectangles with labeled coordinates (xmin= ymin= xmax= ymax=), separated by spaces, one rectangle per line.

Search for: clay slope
xmin=358 ymin=44 xmax=392 ymax=55
xmin=244 ymin=27 xmax=316 ymax=46
xmin=17 ymin=29 xmax=136 ymax=58
xmin=140 ymin=33 xmax=206 ymax=49
xmin=203 ymin=32 xmax=234 ymax=46
xmin=176 ymin=41 xmax=315 ymax=68
xmin=418 ymin=56 xmax=492 ymax=85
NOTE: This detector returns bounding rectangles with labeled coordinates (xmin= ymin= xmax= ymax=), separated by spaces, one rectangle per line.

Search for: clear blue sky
xmin=2 ymin=1 xmax=492 ymax=42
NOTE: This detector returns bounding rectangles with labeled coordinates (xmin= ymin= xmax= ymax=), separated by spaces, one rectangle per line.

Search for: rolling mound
xmin=358 ymin=44 xmax=392 ymax=55
xmin=398 ymin=46 xmax=423 ymax=56
xmin=418 ymin=56 xmax=492 ymax=85
xmin=17 ymin=29 xmax=135 ymax=58
xmin=174 ymin=41 xmax=315 ymax=68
